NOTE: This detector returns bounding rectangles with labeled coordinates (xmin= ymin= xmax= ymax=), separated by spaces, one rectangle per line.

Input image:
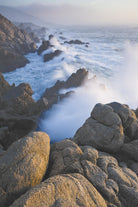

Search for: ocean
xmin=3 ymin=25 xmax=138 ymax=141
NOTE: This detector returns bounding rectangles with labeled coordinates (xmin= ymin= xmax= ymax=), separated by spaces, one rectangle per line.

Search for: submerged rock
xmin=0 ymin=132 xmax=50 ymax=207
xmin=10 ymin=173 xmax=107 ymax=207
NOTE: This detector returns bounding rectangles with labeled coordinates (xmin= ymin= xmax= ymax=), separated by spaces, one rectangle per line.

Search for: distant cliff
xmin=0 ymin=14 xmax=36 ymax=73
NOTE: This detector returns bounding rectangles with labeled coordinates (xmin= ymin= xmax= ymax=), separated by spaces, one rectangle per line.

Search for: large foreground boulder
xmin=0 ymin=132 xmax=50 ymax=207
xmin=10 ymin=173 xmax=107 ymax=207
xmin=73 ymin=103 xmax=124 ymax=153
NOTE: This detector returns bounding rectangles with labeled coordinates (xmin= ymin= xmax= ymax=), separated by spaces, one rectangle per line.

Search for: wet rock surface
xmin=0 ymin=132 xmax=50 ymax=207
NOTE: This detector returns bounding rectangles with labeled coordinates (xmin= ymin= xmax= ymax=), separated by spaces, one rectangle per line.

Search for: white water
xmin=3 ymin=26 xmax=138 ymax=141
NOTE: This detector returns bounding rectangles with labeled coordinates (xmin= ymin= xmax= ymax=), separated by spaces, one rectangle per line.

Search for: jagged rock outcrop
xmin=10 ymin=173 xmax=107 ymax=207
xmin=0 ymin=14 xmax=37 ymax=72
xmin=41 ymin=68 xmax=89 ymax=109
xmin=44 ymin=49 xmax=62 ymax=62
xmin=0 ymin=132 xmax=50 ymax=207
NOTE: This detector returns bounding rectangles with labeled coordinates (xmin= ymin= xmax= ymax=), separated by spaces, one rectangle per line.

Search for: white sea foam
xmin=3 ymin=26 xmax=138 ymax=141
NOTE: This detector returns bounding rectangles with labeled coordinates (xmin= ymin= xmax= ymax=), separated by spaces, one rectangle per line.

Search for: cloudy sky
xmin=0 ymin=0 xmax=138 ymax=25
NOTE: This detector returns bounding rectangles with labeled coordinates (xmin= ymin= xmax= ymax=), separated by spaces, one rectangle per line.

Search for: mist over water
xmin=113 ymin=42 xmax=138 ymax=108
xmin=3 ymin=26 xmax=138 ymax=141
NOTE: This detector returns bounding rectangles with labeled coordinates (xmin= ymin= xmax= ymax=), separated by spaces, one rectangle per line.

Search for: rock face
xmin=41 ymin=68 xmax=89 ymax=109
xmin=0 ymin=14 xmax=36 ymax=72
xmin=0 ymin=132 xmax=50 ymax=207
xmin=46 ymin=139 xmax=138 ymax=207
xmin=10 ymin=173 xmax=107 ymax=207
xmin=0 ymin=72 xmax=45 ymax=149
xmin=44 ymin=49 xmax=62 ymax=62
xmin=73 ymin=103 xmax=124 ymax=153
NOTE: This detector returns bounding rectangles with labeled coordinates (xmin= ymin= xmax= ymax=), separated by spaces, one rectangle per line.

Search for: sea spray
xmin=113 ymin=42 xmax=138 ymax=109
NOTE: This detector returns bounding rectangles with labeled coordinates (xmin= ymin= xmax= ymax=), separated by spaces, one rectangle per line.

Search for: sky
xmin=0 ymin=0 xmax=138 ymax=25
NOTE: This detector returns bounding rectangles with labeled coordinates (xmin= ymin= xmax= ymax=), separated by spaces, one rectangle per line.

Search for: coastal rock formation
xmin=37 ymin=40 xmax=51 ymax=55
xmin=73 ymin=103 xmax=124 ymax=153
xmin=0 ymin=132 xmax=50 ymax=207
xmin=0 ymin=72 xmax=44 ymax=149
xmin=10 ymin=174 xmax=107 ymax=207
xmin=44 ymin=49 xmax=62 ymax=62
xmin=41 ymin=68 xmax=89 ymax=109
xmin=0 ymin=14 xmax=36 ymax=72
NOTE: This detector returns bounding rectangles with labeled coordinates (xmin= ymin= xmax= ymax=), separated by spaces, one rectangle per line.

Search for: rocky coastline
xmin=0 ymin=14 xmax=138 ymax=207
xmin=0 ymin=69 xmax=138 ymax=207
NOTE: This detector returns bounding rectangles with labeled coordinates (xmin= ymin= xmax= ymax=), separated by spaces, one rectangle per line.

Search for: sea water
xmin=3 ymin=25 xmax=138 ymax=141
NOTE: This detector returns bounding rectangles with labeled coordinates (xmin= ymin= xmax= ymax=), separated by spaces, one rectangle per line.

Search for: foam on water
xmin=3 ymin=26 xmax=138 ymax=141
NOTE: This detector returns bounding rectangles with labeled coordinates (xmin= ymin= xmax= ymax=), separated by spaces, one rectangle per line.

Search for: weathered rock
xmin=0 ymin=14 xmax=36 ymax=72
xmin=81 ymin=160 xmax=120 ymax=206
xmin=81 ymin=146 xmax=99 ymax=165
xmin=108 ymin=102 xmax=138 ymax=140
xmin=119 ymin=184 xmax=138 ymax=207
xmin=37 ymin=40 xmax=50 ymax=55
xmin=121 ymin=140 xmax=138 ymax=162
xmin=44 ymin=49 xmax=62 ymax=62
xmin=73 ymin=103 xmax=124 ymax=153
xmin=107 ymin=164 xmax=138 ymax=207
xmin=0 ymin=132 xmax=50 ymax=206
xmin=10 ymin=174 xmax=107 ymax=207
xmin=48 ymin=140 xmax=121 ymax=206
xmin=48 ymin=139 xmax=83 ymax=177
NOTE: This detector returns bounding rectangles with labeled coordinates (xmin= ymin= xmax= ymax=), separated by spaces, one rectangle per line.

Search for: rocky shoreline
xmin=0 ymin=70 xmax=138 ymax=207
xmin=0 ymin=14 xmax=138 ymax=207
